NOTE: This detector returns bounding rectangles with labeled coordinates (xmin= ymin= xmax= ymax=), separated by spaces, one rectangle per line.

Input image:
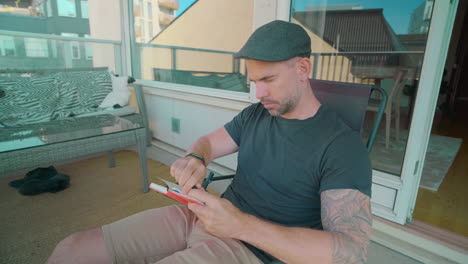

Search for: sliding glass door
xmin=289 ymin=0 xmax=459 ymax=223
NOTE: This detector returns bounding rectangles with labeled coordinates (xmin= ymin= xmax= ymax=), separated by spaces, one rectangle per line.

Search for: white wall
xmin=143 ymin=88 xmax=250 ymax=169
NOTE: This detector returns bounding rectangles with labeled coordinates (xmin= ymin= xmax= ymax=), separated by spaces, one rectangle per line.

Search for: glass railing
xmin=0 ymin=30 xmax=122 ymax=75
xmin=134 ymin=43 xmax=249 ymax=93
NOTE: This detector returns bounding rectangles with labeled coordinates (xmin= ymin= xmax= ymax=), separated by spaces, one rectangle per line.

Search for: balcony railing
xmin=311 ymin=51 xmax=424 ymax=84
xmin=0 ymin=30 xmax=425 ymax=93
xmin=134 ymin=43 xmax=248 ymax=92
xmin=0 ymin=30 xmax=122 ymax=74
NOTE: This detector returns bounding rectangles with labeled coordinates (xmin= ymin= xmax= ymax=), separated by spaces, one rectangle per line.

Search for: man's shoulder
xmin=315 ymin=106 xmax=368 ymax=156
xmin=317 ymin=105 xmax=351 ymax=128
xmin=314 ymin=106 xmax=355 ymax=138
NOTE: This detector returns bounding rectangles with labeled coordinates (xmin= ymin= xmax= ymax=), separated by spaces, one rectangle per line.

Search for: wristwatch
xmin=185 ymin=152 xmax=206 ymax=166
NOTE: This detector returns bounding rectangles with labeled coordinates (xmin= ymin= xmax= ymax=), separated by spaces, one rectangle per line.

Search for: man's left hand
xmin=187 ymin=189 xmax=247 ymax=239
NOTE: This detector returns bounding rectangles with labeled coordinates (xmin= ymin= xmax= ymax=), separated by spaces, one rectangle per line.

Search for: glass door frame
xmin=394 ymin=0 xmax=459 ymax=223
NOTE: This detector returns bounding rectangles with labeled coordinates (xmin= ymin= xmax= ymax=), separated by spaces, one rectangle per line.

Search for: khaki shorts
xmin=102 ymin=205 xmax=262 ymax=264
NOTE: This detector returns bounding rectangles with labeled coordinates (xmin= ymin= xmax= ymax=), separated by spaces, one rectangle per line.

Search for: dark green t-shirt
xmin=222 ymin=103 xmax=372 ymax=263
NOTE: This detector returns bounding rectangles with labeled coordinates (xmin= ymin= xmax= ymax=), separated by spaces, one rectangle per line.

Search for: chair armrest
xmin=202 ymin=172 xmax=235 ymax=189
xmin=367 ymin=87 xmax=388 ymax=152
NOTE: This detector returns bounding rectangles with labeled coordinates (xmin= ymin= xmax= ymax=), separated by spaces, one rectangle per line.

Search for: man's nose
xmin=255 ymin=82 xmax=269 ymax=99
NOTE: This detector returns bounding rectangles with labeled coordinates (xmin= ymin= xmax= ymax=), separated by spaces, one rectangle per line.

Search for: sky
xmin=175 ymin=0 xmax=427 ymax=35
xmin=176 ymin=0 xmax=196 ymax=17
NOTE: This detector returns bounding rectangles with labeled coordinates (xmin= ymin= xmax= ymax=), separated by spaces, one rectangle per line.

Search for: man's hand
xmin=170 ymin=155 xmax=206 ymax=194
xmin=170 ymin=127 xmax=239 ymax=193
xmin=187 ymin=189 xmax=247 ymax=239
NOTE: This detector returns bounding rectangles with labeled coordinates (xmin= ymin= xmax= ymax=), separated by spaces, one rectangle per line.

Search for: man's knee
xmin=47 ymin=228 xmax=110 ymax=264
xmin=47 ymin=232 xmax=81 ymax=263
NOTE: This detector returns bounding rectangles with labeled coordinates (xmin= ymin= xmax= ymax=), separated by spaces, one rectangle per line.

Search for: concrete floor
xmin=368 ymin=242 xmax=423 ymax=264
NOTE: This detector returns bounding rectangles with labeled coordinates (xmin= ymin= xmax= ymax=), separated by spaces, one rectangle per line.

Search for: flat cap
xmin=235 ymin=20 xmax=311 ymax=62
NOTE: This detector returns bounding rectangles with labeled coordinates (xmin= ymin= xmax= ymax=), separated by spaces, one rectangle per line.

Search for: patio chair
xmin=199 ymin=79 xmax=387 ymax=264
xmin=367 ymin=69 xmax=408 ymax=148
xmin=202 ymin=78 xmax=387 ymax=189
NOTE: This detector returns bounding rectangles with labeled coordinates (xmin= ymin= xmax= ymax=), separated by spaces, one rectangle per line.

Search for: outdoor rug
xmin=0 ymin=151 xmax=177 ymax=264
xmin=369 ymin=129 xmax=462 ymax=191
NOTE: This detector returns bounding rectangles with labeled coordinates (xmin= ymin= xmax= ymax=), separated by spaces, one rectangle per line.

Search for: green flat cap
xmin=235 ymin=20 xmax=311 ymax=62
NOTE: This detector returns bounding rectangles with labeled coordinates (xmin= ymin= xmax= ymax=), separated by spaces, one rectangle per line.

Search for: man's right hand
xmin=170 ymin=127 xmax=239 ymax=194
xmin=170 ymin=155 xmax=207 ymax=194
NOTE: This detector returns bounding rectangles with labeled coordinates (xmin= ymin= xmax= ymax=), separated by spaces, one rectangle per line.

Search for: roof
xmin=294 ymin=9 xmax=404 ymax=53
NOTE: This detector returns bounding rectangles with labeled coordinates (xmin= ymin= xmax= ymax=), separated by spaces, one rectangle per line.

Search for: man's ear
xmin=296 ymin=57 xmax=312 ymax=80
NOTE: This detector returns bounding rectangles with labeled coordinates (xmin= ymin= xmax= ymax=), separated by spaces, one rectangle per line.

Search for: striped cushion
xmin=0 ymin=70 xmax=112 ymax=127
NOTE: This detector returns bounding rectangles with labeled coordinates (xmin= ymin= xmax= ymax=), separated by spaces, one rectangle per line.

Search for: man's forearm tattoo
xmin=321 ymin=189 xmax=372 ymax=264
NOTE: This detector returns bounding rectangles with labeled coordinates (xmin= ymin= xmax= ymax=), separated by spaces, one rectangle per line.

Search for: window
xmin=58 ymin=0 xmax=77 ymax=17
xmin=0 ymin=1 xmax=121 ymax=73
xmin=131 ymin=0 xmax=251 ymax=93
xmin=84 ymin=34 xmax=93 ymax=60
xmin=38 ymin=2 xmax=47 ymax=17
xmin=147 ymin=21 xmax=153 ymax=40
xmin=134 ymin=18 xmax=144 ymax=41
xmin=0 ymin=36 xmax=16 ymax=56
xmin=146 ymin=2 xmax=154 ymax=40
xmin=46 ymin=0 xmax=54 ymax=17
xmin=147 ymin=2 xmax=153 ymax=19
xmin=423 ymin=0 xmax=434 ymax=21
xmin=81 ymin=0 xmax=89 ymax=19
xmin=50 ymin=37 xmax=58 ymax=58
xmin=61 ymin=33 xmax=80 ymax=59
xmin=134 ymin=0 xmax=143 ymax=16
xmin=24 ymin=38 xmax=49 ymax=57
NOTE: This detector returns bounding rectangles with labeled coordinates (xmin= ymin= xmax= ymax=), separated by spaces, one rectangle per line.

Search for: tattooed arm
xmin=202 ymin=188 xmax=372 ymax=264
xmin=320 ymin=189 xmax=372 ymax=263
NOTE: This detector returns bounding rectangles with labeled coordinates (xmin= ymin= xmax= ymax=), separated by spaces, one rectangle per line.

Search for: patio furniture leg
xmin=136 ymin=129 xmax=149 ymax=192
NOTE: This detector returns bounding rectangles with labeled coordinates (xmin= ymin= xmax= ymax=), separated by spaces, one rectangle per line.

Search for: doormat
xmin=369 ymin=129 xmax=462 ymax=191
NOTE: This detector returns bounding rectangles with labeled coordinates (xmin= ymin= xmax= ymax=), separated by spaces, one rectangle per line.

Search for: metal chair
xmin=202 ymin=78 xmax=387 ymax=187
xmin=367 ymin=70 xmax=408 ymax=148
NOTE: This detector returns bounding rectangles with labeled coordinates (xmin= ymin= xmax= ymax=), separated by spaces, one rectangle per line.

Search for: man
xmin=48 ymin=20 xmax=372 ymax=264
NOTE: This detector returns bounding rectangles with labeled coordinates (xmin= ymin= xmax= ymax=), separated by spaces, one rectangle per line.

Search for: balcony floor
xmin=0 ymin=150 xmax=421 ymax=264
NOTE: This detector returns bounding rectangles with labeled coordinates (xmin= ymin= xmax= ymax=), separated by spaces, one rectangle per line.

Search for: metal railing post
xmin=172 ymin=48 xmax=177 ymax=70
xmin=312 ymin=54 xmax=319 ymax=79
xmin=233 ymin=56 xmax=240 ymax=73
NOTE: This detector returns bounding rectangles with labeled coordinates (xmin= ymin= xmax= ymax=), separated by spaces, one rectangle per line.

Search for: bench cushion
xmin=0 ymin=70 xmax=112 ymax=127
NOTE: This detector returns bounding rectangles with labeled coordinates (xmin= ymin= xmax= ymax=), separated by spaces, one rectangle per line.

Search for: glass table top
xmin=0 ymin=114 xmax=141 ymax=153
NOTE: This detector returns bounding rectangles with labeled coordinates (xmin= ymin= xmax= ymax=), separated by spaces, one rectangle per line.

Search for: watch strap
xmin=185 ymin=152 xmax=206 ymax=165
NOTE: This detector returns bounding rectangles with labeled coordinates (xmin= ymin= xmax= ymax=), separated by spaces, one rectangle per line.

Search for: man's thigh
xmin=102 ymin=205 xmax=194 ymax=264
xmin=156 ymin=219 xmax=262 ymax=264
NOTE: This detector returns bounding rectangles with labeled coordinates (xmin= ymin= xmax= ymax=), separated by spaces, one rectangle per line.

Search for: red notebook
xmin=149 ymin=178 xmax=204 ymax=206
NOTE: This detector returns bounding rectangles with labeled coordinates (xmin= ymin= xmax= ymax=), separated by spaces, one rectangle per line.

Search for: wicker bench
xmin=0 ymin=68 xmax=152 ymax=192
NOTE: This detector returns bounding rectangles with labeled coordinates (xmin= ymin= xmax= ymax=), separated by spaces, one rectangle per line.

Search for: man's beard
xmin=265 ymin=100 xmax=295 ymax=116
xmin=262 ymin=95 xmax=299 ymax=117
